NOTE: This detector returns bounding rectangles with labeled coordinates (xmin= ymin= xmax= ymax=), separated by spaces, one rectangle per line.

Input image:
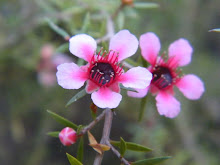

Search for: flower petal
xmin=109 ymin=82 xmax=120 ymax=93
xmin=91 ymin=87 xmax=122 ymax=108
xmin=118 ymin=67 xmax=152 ymax=89
xmin=176 ymin=74 xmax=205 ymax=100
xmin=168 ymin=38 xmax=193 ymax=67
xmin=52 ymin=54 xmax=72 ymax=66
xmin=127 ymin=87 xmax=149 ymax=98
xmin=86 ymin=80 xmax=99 ymax=93
xmin=155 ymin=92 xmax=181 ymax=118
xmin=56 ymin=63 xmax=88 ymax=89
xmin=69 ymin=34 xmax=97 ymax=62
xmin=109 ymin=30 xmax=138 ymax=61
xmin=140 ymin=32 xmax=160 ymax=65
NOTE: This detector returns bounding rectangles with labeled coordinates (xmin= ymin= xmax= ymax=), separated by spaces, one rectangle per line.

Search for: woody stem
xmin=93 ymin=108 xmax=113 ymax=165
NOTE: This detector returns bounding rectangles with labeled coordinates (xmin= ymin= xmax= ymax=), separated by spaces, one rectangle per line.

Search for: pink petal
xmin=155 ymin=92 xmax=181 ymax=118
xmin=109 ymin=82 xmax=120 ymax=93
xmin=86 ymin=80 xmax=99 ymax=93
xmin=118 ymin=66 xmax=152 ymax=89
xmin=127 ymin=87 xmax=149 ymax=98
xmin=56 ymin=63 xmax=88 ymax=89
xmin=91 ymin=87 xmax=122 ymax=108
xmin=140 ymin=32 xmax=161 ymax=65
xmin=52 ymin=54 xmax=72 ymax=66
xmin=150 ymin=84 xmax=159 ymax=95
xmin=109 ymin=30 xmax=138 ymax=61
xmin=69 ymin=34 xmax=97 ymax=62
xmin=168 ymin=38 xmax=193 ymax=67
xmin=176 ymin=74 xmax=205 ymax=100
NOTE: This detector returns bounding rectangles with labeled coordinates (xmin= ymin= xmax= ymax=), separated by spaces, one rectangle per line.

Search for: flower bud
xmin=90 ymin=103 xmax=97 ymax=114
xmin=59 ymin=127 xmax=77 ymax=146
xmin=121 ymin=0 xmax=133 ymax=6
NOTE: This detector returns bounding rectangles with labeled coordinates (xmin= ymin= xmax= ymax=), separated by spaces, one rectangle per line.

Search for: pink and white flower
xmin=56 ymin=30 xmax=152 ymax=109
xmin=128 ymin=32 xmax=205 ymax=118
xmin=59 ymin=127 xmax=77 ymax=146
xmin=37 ymin=44 xmax=72 ymax=88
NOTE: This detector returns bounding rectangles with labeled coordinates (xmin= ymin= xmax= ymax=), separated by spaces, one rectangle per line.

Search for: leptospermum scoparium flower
xmin=56 ymin=30 xmax=152 ymax=108
xmin=128 ymin=32 xmax=205 ymax=118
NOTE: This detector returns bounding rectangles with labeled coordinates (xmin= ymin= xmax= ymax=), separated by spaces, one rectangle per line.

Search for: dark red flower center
xmin=90 ymin=62 xmax=115 ymax=85
xmin=152 ymin=66 xmax=173 ymax=89
xmin=88 ymin=50 xmax=123 ymax=87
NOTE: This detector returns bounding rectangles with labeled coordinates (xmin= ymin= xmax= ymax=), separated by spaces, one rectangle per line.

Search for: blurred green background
xmin=0 ymin=0 xmax=220 ymax=165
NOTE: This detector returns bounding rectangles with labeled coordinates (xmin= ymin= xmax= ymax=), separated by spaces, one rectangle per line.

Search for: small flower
xmin=56 ymin=30 xmax=152 ymax=108
xmin=37 ymin=44 xmax=72 ymax=88
xmin=59 ymin=127 xmax=77 ymax=146
xmin=128 ymin=32 xmax=205 ymax=118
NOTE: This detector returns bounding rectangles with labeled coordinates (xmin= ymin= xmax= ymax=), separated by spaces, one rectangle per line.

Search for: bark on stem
xmin=106 ymin=141 xmax=130 ymax=165
xmin=79 ymin=109 xmax=106 ymax=136
xmin=93 ymin=108 xmax=113 ymax=165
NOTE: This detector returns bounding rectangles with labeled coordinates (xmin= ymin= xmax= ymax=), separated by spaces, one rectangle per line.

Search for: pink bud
xmin=59 ymin=127 xmax=77 ymax=146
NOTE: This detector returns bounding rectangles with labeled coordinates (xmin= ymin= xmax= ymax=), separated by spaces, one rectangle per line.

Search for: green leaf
xmin=90 ymin=110 xmax=97 ymax=120
xmin=117 ymin=12 xmax=125 ymax=30
xmin=77 ymin=125 xmax=84 ymax=135
xmin=55 ymin=43 xmax=69 ymax=53
xmin=81 ymin=12 xmax=90 ymax=33
xmin=138 ymin=95 xmax=148 ymax=122
xmin=125 ymin=58 xmax=140 ymax=67
xmin=47 ymin=131 xmax=59 ymax=138
xmin=120 ymin=137 xmax=127 ymax=157
xmin=77 ymin=58 xmax=85 ymax=66
xmin=47 ymin=110 xmax=78 ymax=130
xmin=131 ymin=156 xmax=171 ymax=165
xmin=139 ymin=55 xmax=149 ymax=68
xmin=45 ymin=18 xmax=70 ymax=40
xmin=99 ymin=19 xmax=107 ymax=36
xmin=209 ymin=28 xmax=220 ymax=32
xmin=65 ymin=6 xmax=85 ymax=14
xmin=120 ymin=84 xmax=137 ymax=92
xmin=66 ymin=89 xmax=87 ymax=107
xmin=133 ymin=2 xmax=159 ymax=9
xmin=111 ymin=140 xmax=152 ymax=152
xmin=77 ymin=137 xmax=84 ymax=162
xmin=66 ymin=153 xmax=83 ymax=165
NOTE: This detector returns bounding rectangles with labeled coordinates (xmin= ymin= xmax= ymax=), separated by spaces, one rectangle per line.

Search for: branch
xmin=93 ymin=108 xmax=113 ymax=165
xmin=106 ymin=141 xmax=130 ymax=165
xmin=111 ymin=3 xmax=125 ymax=20
xmin=96 ymin=15 xmax=115 ymax=44
xmin=79 ymin=109 xmax=106 ymax=136
xmin=92 ymin=109 xmax=131 ymax=165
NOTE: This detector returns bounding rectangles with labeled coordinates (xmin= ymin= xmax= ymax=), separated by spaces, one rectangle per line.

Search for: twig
xmin=79 ymin=109 xmax=107 ymax=136
xmin=111 ymin=3 xmax=125 ymax=20
xmin=106 ymin=141 xmax=130 ymax=165
xmin=93 ymin=108 xmax=113 ymax=165
xmin=96 ymin=15 xmax=115 ymax=44
xmin=122 ymin=61 xmax=134 ymax=69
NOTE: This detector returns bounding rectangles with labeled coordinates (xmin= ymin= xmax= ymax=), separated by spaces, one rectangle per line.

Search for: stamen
xmin=89 ymin=49 xmax=123 ymax=87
